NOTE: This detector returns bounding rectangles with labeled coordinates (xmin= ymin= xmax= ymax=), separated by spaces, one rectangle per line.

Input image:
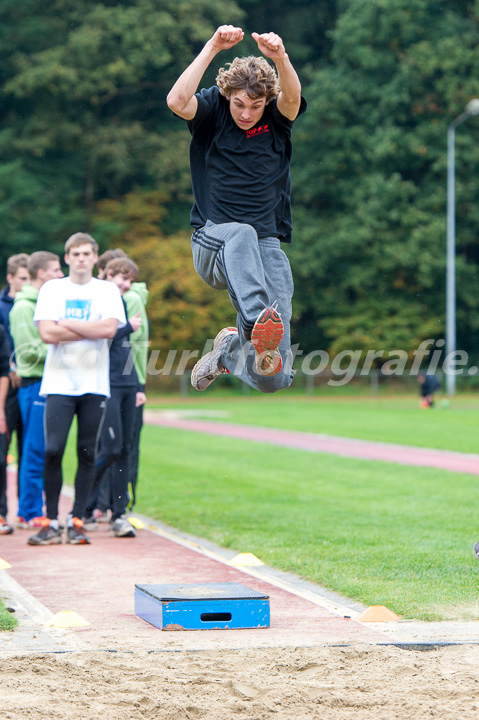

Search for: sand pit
xmin=2 ymin=643 xmax=479 ymax=719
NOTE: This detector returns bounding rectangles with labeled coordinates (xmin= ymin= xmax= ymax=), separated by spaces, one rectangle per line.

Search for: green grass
xmin=58 ymin=394 xmax=479 ymax=621
xmin=133 ymin=421 xmax=479 ymax=622
xmin=0 ymin=598 xmax=17 ymax=631
xmin=148 ymin=394 xmax=479 ymax=453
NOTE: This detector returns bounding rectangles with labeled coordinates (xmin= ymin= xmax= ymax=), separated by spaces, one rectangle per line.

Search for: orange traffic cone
xmin=357 ymin=605 xmax=400 ymax=622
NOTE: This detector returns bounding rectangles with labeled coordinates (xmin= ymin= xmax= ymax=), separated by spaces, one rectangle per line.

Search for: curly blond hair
xmin=216 ymin=56 xmax=280 ymax=101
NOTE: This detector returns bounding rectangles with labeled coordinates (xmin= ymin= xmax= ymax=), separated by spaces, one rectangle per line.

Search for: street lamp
xmin=445 ymin=98 xmax=479 ymax=395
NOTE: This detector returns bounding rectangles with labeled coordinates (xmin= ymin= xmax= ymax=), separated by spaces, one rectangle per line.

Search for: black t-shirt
xmin=186 ymin=86 xmax=306 ymax=243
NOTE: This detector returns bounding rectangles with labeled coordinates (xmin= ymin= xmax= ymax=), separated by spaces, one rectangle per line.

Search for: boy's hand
xmin=129 ymin=312 xmax=142 ymax=332
xmin=252 ymin=32 xmax=285 ymax=61
xmin=136 ymin=392 xmax=147 ymax=407
xmin=210 ymin=25 xmax=244 ymax=52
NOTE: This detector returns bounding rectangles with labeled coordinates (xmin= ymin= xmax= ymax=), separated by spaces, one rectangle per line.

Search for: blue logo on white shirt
xmin=65 ymin=299 xmax=92 ymax=320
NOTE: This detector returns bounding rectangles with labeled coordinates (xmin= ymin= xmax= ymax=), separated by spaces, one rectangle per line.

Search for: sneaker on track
xmin=93 ymin=508 xmax=109 ymax=523
xmin=28 ymin=519 xmax=62 ymax=545
xmin=251 ymin=304 xmax=284 ymax=376
xmin=110 ymin=516 xmax=136 ymax=538
xmin=16 ymin=516 xmax=45 ymax=529
xmin=66 ymin=517 xmax=91 ymax=545
xmin=82 ymin=515 xmax=98 ymax=531
xmin=191 ymin=327 xmax=237 ymax=391
xmin=0 ymin=516 xmax=14 ymax=535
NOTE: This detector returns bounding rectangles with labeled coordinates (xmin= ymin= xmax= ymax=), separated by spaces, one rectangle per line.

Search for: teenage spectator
xmin=10 ymin=251 xmax=64 ymax=528
xmin=96 ymin=248 xmax=127 ymax=279
xmin=123 ymin=271 xmax=149 ymax=511
xmin=0 ymin=324 xmax=13 ymax=534
xmin=0 ymin=254 xmax=30 ymax=496
xmin=27 ymin=233 xmax=126 ymax=546
xmin=95 ymin=247 xmax=149 ymax=513
xmin=85 ymin=257 xmax=145 ymax=537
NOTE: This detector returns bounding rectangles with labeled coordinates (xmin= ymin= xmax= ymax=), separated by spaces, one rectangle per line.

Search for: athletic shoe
xmin=16 ymin=516 xmax=45 ymax=529
xmin=82 ymin=515 xmax=98 ymax=532
xmin=109 ymin=516 xmax=136 ymax=538
xmin=251 ymin=304 xmax=284 ymax=376
xmin=191 ymin=327 xmax=237 ymax=391
xmin=66 ymin=517 xmax=91 ymax=545
xmin=474 ymin=542 xmax=479 ymax=560
xmin=27 ymin=519 xmax=62 ymax=546
xmin=93 ymin=508 xmax=109 ymax=523
xmin=0 ymin=516 xmax=14 ymax=535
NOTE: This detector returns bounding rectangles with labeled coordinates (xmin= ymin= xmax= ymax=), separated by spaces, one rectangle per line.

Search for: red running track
xmin=145 ymin=411 xmax=479 ymax=476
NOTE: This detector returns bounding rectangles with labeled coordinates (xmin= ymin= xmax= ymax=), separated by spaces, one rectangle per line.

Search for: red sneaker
xmin=251 ymin=305 xmax=284 ymax=376
xmin=16 ymin=516 xmax=45 ymax=529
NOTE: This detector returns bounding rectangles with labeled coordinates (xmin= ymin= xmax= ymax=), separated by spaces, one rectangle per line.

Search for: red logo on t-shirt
xmin=246 ymin=124 xmax=270 ymax=138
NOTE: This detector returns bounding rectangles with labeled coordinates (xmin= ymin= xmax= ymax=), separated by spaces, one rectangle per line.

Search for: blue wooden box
xmin=135 ymin=582 xmax=270 ymax=631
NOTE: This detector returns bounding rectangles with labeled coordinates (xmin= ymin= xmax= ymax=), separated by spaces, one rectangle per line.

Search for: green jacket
xmin=124 ymin=281 xmax=149 ymax=388
xmin=10 ymin=284 xmax=47 ymax=379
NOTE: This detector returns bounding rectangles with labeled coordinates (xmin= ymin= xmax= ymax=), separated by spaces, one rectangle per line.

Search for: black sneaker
xmin=28 ymin=520 xmax=62 ymax=546
xmin=66 ymin=517 xmax=91 ymax=545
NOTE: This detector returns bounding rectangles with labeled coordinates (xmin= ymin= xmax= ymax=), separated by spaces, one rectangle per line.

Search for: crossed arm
xmin=38 ymin=318 xmax=118 ymax=344
xmin=0 ymin=375 xmax=8 ymax=434
xmin=167 ymin=25 xmax=301 ymax=121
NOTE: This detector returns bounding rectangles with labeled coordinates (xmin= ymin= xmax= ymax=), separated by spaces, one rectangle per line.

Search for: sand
xmin=2 ymin=643 xmax=479 ymax=719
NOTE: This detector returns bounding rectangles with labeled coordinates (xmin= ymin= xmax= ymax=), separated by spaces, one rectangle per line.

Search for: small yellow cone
xmin=0 ymin=557 xmax=12 ymax=569
xmin=48 ymin=611 xmax=90 ymax=628
xmin=229 ymin=552 xmax=264 ymax=567
xmin=357 ymin=605 xmax=400 ymax=622
xmin=128 ymin=516 xmax=145 ymax=530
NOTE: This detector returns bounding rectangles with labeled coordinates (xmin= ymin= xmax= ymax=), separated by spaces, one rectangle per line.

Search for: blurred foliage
xmin=92 ymin=190 xmax=234 ymax=354
xmin=0 ymin=0 xmax=478 ymax=367
xmin=290 ymin=0 xmax=479 ymax=361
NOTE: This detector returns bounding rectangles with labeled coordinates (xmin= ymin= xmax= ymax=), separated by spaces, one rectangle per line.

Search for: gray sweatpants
xmin=191 ymin=220 xmax=294 ymax=393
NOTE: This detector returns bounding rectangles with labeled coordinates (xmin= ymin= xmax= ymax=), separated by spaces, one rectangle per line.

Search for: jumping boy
xmin=167 ymin=25 xmax=306 ymax=394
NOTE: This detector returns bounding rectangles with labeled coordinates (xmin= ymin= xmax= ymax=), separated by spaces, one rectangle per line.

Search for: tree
xmin=289 ymin=0 xmax=479 ymax=362
xmin=0 ymin=0 xmax=243 ymax=262
xmin=92 ymin=190 xmax=234 ymax=355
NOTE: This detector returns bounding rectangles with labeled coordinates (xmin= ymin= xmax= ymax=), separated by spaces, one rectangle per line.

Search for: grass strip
xmin=147 ymin=394 xmax=479 ymax=454
xmin=133 ymin=424 xmax=479 ymax=622
xmin=0 ymin=597 xmax=17 ymax=631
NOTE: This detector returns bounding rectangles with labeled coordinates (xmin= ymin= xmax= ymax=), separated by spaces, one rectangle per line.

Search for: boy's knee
xmin=255 ymin=371 xmax=294 ymax=395
xmin=78 ymin=445 xmax=96 ymax=467
xmin=225 ymin=222 xmax=257 ymax=245
xmin=44 ymin=447 xmax=63 ymax=469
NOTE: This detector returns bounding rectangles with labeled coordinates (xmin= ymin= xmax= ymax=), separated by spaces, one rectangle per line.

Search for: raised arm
xmin=167 ymin=25 xmax=244 ymax=120
xmin=252 ymin=32 xmax=301 ymax=121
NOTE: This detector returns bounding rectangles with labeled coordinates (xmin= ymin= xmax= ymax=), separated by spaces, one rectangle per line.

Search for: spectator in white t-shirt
xmin=27 ymin=233 xmax=126 ymax=547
